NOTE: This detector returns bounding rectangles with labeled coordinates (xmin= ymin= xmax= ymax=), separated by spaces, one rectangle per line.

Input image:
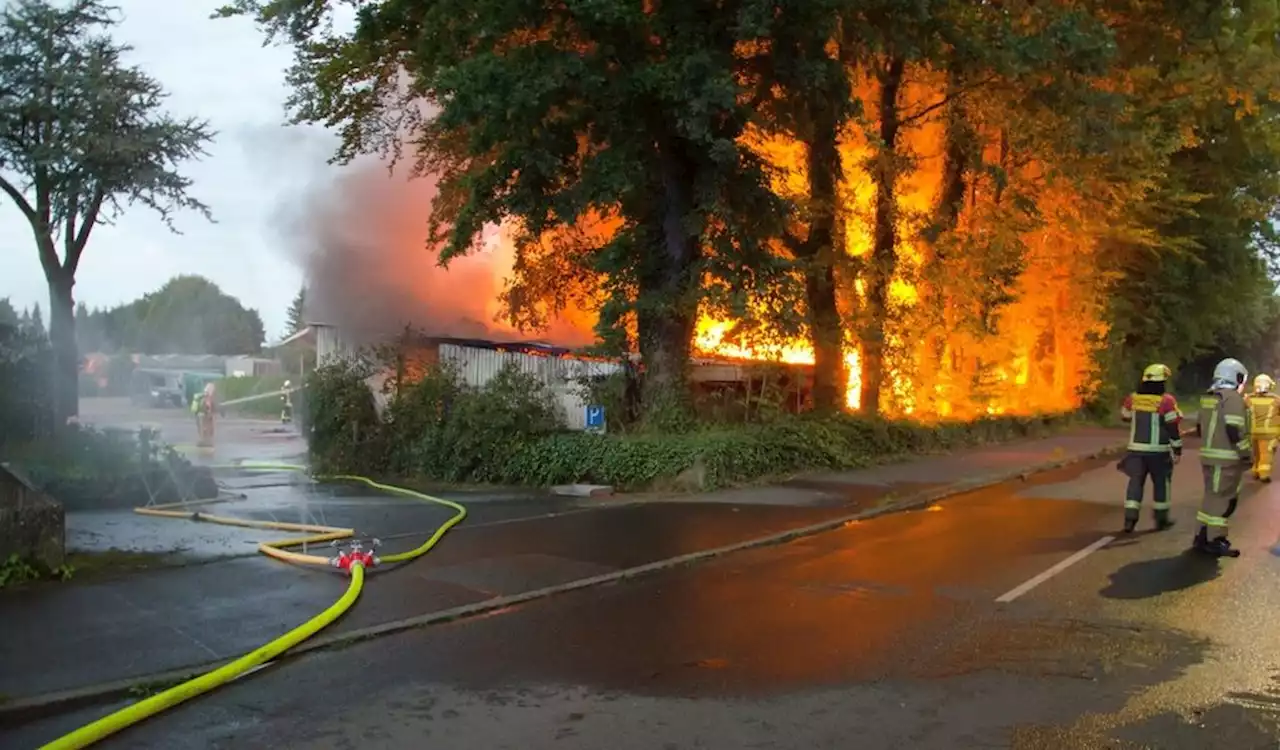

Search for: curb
xmin=0 ymin=440 xmax=1126 ymax=728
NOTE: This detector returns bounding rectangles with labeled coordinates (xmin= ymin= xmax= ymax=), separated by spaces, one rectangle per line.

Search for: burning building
xmin=281 ymin=64 xmax=1104 ymax=424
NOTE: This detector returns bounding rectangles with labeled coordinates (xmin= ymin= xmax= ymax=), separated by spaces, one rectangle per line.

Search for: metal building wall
xmin=438 ymin=343 xmax=622 ymax=430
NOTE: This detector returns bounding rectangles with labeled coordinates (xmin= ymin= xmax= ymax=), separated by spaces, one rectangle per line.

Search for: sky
xmin=0 ymin=0 xmax=338 ymax=340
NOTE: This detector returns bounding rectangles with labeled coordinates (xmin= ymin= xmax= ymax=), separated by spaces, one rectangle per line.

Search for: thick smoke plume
xmin=279 ymin=162 xmax=594 ymax=348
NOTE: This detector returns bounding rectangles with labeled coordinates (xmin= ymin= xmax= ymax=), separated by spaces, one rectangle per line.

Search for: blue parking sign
xmin=586 ymin=405 xmax=605 ymax=429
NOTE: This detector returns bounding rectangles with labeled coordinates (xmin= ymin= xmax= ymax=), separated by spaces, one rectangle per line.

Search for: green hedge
xmin=304 ymin=357 xmax=1081 ymax=491
xmin=499 ymin=413 xmax=1072 ymax=490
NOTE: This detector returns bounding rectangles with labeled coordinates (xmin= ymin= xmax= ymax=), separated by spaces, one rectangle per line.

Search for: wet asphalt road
xmin=13 ymin=449 xmax=1280 ymax=749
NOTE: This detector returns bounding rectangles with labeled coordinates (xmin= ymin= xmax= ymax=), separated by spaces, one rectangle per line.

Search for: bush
xmin=381 ymin=363 xmax=563 ymax=482
xmin=306 ymin=356 xmax=1081 ymax=491
xmin=8 ymin=425 xmax=181 ymax=483
xmin=4 ymin=424 xmax=218 ymax=509
xmin=304 ymin=357 xmax=386 ymax=473
xmin=0 ymin=323 xmax=54 ymax=446
xmin=501 ymin=413 xmax=1073 ymax=490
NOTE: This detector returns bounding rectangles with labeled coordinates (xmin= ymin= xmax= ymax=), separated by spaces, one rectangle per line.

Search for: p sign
xmin=585 ymin=405 xmax=606 ymax=431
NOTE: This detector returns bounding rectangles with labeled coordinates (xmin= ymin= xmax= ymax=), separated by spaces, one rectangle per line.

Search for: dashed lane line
xmin=995 ymin=535 xmax=1115 ymax=603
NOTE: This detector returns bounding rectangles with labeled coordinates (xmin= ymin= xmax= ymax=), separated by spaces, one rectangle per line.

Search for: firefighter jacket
xmin=1247 ymin=392 xmax=1280 ymax=439
xmin=1199 ymin=388 xmax=1253 ymax=466
xmin=1121 ymin=392 xmax=1183 ymax=454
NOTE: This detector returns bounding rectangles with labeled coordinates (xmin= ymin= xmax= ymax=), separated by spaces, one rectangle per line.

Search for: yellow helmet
xmin=1142 ymin=363 xmax=1172 ymax=383
xmin=1255 ymin=374 xmax=1274 ymax=393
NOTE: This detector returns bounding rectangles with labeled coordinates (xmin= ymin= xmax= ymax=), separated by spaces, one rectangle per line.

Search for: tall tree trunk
xmin=861 ymin=55 xmax=906 ymax=416
xmin=637 ymin=139 xmax=702 ymax=431
xmin=926 ymin=71 xmax=973 ymax=404
xmin=46 ymin=269 xmax=79 ymax=424
xmin=796 ymin=100 xmax=846 ymax=413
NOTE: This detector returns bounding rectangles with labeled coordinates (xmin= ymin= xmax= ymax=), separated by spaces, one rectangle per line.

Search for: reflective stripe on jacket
xmin=1200 ymin=388 xmax=1252 ymax=466
xmin=1248 ymin=393 xmax=1280 ymax=438
xmin=1120 ymin=392 xmax=1182 ymax=453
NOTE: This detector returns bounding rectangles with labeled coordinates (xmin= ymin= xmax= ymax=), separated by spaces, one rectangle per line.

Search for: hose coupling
xmin=332 ymin=548 xmax=377 ymax=574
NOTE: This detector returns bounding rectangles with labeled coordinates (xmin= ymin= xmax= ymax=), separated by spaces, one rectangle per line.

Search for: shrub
xmin=7 ymin=425 xmax=184 ymax=483
xmin=305 ymin=357 xmax=385 ymax=474
xmin=501 ymin=413 xmax=1075 ymax=490
xmin=0 ymin=323 xmax=54 ymax=446
xmin=306 ymin=352 xmax=1082 ymax=490
xmin=384 ymin=363 xmax=564 ymax=482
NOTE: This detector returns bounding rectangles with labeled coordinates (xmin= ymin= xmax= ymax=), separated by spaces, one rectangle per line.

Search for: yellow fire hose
xmin=40 ymin=462 xmax=467 ymax=750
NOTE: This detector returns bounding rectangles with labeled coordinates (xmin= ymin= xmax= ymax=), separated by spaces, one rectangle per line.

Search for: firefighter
xmin=196 ymin=382 xmax=217 ymax=448
xmin=190 ymin=390 xmax=202 ymax=432
xmin=1194 ymin=357 xmax=1252 ymax=557
xmin=1247 ymin=373 xmax=1279 ymax=482
xmin=281 ymin=380 xmax=294 ymax=424
xmin=1118 ymin=363 xmax=1182 ymax=533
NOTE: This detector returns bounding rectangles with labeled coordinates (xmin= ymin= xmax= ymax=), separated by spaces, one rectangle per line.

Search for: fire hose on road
xmin=40 ymin=463 xmax=468 ymax=750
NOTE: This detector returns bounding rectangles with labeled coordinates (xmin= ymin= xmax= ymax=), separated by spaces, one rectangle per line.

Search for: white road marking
xmin=995 ymin=535 xmax=1116 ymax=603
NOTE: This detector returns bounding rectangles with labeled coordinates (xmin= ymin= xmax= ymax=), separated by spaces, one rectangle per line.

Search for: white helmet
xmin=1212 ymin=358 xmax=1249 ymax=391
xmin=284 ymin=380 xmax=292 ymax=389
xmin=1256 ymin=374 xmax=1275 ymax=393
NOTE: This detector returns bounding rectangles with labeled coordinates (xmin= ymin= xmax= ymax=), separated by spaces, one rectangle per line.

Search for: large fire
xmin=301 ymin=64 xmax=1101 ymax=421
xmin=690 ymin=67 xmax=1102 ymax=420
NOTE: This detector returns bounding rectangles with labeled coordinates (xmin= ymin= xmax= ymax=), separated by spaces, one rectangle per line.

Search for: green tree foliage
xmin=0 ymin=320 xmax=53 ymax=444
xmin=0 ymin=297 xmax=19 ymax=327
xmin=0 ymin=0 xmax=213 ymax=423
xmin=222 ymin=0 xmax=804 ymax=430
xmin=76 ymin=276 xmax=266 ymax=355
xmin=20 ymin=303 xmax=46 ymax=337
xmin=227 ymin=0 xmax=1280 ymax=422
xmin=1085 ymin=0 xmax=1280 ymax=398
xmin=285 ymin=285 xmax=307 ymax=335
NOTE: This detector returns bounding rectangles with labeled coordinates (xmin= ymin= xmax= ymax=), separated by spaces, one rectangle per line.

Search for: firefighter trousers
xmin=1251 ymin=437 xmax=1277 ymax=480
xmin=1199 ymin=464 xmax=1244 ymax=542
xmin=1122 ymin=452 xmax=1173 ymax=522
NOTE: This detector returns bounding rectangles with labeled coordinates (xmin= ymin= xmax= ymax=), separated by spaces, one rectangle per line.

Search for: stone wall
xmin=0 ymin=463 xmax=65 ymax=569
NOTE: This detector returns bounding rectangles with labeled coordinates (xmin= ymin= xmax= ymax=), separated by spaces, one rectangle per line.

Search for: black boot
xmin=1192 ymin=525 xmax=1209 ymax=551
xmin=1205 ymin=537 xmax=1241 ymax=558
xmin=1123 ymin=509 xmax=1139 ymax=534
xmin=1154 ymin=513 xmax=1175 ymax=532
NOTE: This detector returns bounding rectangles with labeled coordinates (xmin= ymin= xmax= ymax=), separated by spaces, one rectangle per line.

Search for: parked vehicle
xmin=129 ymin=369 xmax=185 ymax=408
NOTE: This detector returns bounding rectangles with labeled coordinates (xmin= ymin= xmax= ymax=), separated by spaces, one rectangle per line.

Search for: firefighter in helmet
xmin=1247 ymin=373 xmax=1279 ymax=482
xmin=1194 ymin=357 xmax=1252 ymax=557
xmin=1118 ymin=363 xmax=1182 ymax=533
xmin=281 ymin=379 xmax=294 ymax=424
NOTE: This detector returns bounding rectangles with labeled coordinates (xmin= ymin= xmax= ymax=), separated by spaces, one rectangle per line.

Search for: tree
xmin=0 ymin=297 xmax=17 ymax=327
xmin=1079 ymin=0 xmax=1280 ymax=399
xmin=111 ymin=275 xmax=265 ymax=355
xmin=285 ymin=285 xmax=307 ymax=335
xmin=738 ymin=0 xmax=857 ymax=413
xmin=223 ymin=0 xmax=797 ymax=429
xmin=26 ymin=302 xmax=45 ymax=337
xmin=0 ymin=0 xmax=213 ymax=423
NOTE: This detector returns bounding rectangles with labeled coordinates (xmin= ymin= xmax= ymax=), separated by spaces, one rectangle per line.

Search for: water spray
xmin=40 ymin=462 xmax=466 ymax=750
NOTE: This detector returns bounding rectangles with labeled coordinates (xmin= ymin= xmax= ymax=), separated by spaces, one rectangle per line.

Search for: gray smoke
xmin=277 ymin=161 xmax=591 ymax=348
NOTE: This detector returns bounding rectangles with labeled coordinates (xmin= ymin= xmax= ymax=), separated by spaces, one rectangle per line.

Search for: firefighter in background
xmin=195 ymin=382 xmax=217 ymax=448
xmin=1119 ymin=363 xmax=1182 ymax=533
xmin=281 ymin=380 xmax=294 ymax=424
xmin=1194 ymin=357 xmax=1252 ymax=557
xmin=1247 ymin=373 xmax=1279 ymax=482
